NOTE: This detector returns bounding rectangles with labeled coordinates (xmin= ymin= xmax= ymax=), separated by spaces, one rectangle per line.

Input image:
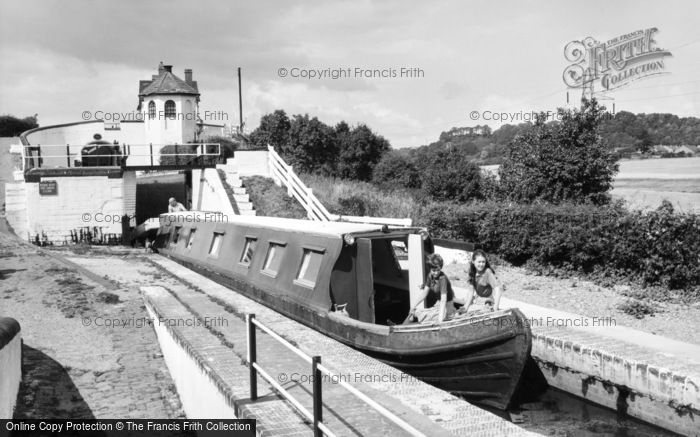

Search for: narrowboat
xmin=132 ymin=217 xmax=160 ymax=247
xmin=154 ymin=211 xmax=532 ymax=409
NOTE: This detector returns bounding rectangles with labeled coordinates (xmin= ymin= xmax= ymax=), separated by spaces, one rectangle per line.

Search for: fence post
xmin=246 ymin=313 xmax=257 ymax=401
xmin=149 ymin=143 xmax=154 ymax=167
xmin=66 ymin=144 xmax=71 ymax=167
xmin=312 ymin=355 xmax=322 ymax=437
xmin=286 ymin=164 xmax=293 ymax=197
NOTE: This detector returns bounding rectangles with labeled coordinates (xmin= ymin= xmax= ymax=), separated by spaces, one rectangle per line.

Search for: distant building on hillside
xmin=650 ymin=145 xmax=699 ymax=156
xmin=442 ymin=125 xmax=491 ymax=138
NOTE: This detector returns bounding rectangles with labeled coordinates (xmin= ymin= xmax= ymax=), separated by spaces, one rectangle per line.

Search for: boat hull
xmin=162 ymin=254 xmax=531 ymax=409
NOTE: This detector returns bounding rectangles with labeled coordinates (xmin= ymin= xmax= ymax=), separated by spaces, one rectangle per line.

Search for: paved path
xmin=0 ymin=224 xmax=185 ymax=419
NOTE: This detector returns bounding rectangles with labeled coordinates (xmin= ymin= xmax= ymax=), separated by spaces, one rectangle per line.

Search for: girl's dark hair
xmin=468 ymin=249 xmax=494 ymax=287
xmin=427 ymin=253 xmax=443 ymax=269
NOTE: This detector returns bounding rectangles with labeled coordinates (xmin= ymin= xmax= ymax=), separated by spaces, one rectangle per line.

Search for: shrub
xmin=203 ymin=135 xmax=237 ymax=162
xmin=301 ymin=173 xmax=423 ymax=223
xmin=158 ymin=144 xmax=197 ymax=166
xmin=158 ymin=144 xmax=218 ymax=166
xmin=337 ymin=195 xmax=368 ymax=216
xmin=617 ymin=300 xmax=656 ymax=319
xmin=499 ymin=98 xmax=618 ymax=205
xmin=242 ymin=176 xmax=307 ymax=219
xmin=420 ymin=200 xmax=700 ymax=291
xmin=372 ymin=151 xmax=421 ymax=189
xmin=421 ymin=148 xmax=483 ymax=202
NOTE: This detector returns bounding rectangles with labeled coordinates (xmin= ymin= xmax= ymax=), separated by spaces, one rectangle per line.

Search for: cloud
xmin=0 ymin=46 xmax=148 ymax=125
xmin=1 ymin=0 xmax=699 ymax=148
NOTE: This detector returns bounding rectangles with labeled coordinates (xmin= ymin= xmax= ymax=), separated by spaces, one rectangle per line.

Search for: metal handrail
xmin=246 ymin=313 xmax=425 ymax=437
xmin=22 ymin=143 xmax=221 ymax=157
xmin=21 ymin=143 xmax=221 ymax=170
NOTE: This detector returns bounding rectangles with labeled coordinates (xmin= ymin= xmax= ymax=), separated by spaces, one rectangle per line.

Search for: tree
xmin=372 ymin=151 xmax=421 ymax=189
xmin=499 ymin=98 xmax=619 ymax=205
xmin=284 ymin=114 xmax=337 ymax=175
xmin=336 ymin=124 xmax=391 ymax=181
xmin=422 ymin=148 xmax=483 ymax=202
xmin=249 ymin=110 xmax=291 ymax=149
xmin=636 ymin=130 xmax=653 ymax=153
xmin=0 ymin=114 xmax=38 ymax=137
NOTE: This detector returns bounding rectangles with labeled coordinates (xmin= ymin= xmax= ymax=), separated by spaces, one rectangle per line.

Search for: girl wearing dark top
xmin=404 ymin=253 xmax=456 ymax=324
xmin=458 ymin=250 xmax=502 ymax=313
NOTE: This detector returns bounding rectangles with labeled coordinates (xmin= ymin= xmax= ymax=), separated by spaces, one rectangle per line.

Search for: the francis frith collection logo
xmin=563 ymin=28 xmax=672 ymax=92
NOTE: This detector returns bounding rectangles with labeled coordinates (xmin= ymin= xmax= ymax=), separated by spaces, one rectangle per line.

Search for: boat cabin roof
xmin=159 ymin=211 xmax=411 ymax=238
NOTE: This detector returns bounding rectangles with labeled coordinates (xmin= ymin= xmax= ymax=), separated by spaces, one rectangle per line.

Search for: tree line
xmin=250 ymin=100 xmax=619 ymax=206
xmin=422 ymin=110 xmax=700 ymax=161
xmin=249 ymin=110 xmax=390 ymax=181
xmin=0 ymin=114 xmax=39 ymax=137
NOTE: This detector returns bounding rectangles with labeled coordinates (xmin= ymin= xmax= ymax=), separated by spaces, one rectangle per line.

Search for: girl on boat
xmin=458 ymin=249 xmax=503 ymax=314
xmin=404 ymin=253 xmax=456 ymax=324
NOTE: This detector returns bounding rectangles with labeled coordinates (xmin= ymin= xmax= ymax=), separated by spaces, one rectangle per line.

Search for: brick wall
xmin=25 ymin=174 xmax=136 ymax=243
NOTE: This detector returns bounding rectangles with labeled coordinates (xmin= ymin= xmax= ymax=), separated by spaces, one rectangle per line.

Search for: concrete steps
xmin=216 ymin=165 xmax=256 ymax=216
xmin=4 ymin=182 xmax=29 ymax=240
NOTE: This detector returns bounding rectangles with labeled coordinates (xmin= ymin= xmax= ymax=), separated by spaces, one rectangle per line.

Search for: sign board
xmin=104 ymin=121 xmax=121 ymax=131
xmin=563 ymin=28 xmax=672 ymax=92
xmin=39 ymin=180 xmax=58 ymax=196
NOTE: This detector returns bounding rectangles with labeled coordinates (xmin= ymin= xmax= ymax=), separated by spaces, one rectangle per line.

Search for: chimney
xmin=163 ymin=65 xmax=173 ymax=73
xmin=157 ymin=61 xmax=165 ymax=74
xmin=185 ymin=69 xmax=193 ymax=83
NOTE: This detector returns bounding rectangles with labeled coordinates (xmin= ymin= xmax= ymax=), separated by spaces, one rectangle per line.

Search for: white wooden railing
xmin=267 ymin=146 xmax=412 ymax=227
xmin=267 ymin=146 xmax=335 ymax=221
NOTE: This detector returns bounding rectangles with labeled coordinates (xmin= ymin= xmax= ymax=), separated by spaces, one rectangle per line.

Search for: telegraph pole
xmin=237 ymin=67 xmax=244 ymax=133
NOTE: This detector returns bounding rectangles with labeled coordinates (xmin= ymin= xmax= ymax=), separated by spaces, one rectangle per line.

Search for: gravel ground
xmin=442 ymin=261 xmax=700 ymax=346
xmin=0 ymin=222 xmax=185 ymax=419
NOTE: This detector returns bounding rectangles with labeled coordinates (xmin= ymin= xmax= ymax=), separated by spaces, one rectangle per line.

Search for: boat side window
xmin=294 ymin=248 xmax=325 ymax=288
xmin=261 ymin=242 xmax=286 ymax=277
xmin=208 ymin=232 xmax=225 ymax=257
xmin=239 ymin=237 xmax=257 ymax=266
xmin=186 ymin=228 xmax=196 ymax=249
xmin=171 ymin=226 xmax=182 ymax=245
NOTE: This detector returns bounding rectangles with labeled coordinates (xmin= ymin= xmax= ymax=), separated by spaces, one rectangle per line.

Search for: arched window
xmin=148 ymin=101 xmax=156 ymax=119
xmin=184 ymin=100 xmax=193 ymax=119
xmin=164 ymin=100 xmax=176 ymax=119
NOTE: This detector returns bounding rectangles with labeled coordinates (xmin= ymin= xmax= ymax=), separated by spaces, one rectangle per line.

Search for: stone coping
xmin=0 ymin=317 xmax=20 ymax=350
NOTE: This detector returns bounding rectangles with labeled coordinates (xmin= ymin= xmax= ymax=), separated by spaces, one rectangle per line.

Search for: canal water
xmin=507 ymin=387 xmax=679 ymax=437
xmin=469 ymin=354 xmax=680 ymax=436
xmin=477 ymin=381 xmax=678 ymax=437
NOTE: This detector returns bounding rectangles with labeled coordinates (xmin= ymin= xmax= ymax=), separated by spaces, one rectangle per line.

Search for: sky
xmin=1 ymin=0 xmax=699 ymax=148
